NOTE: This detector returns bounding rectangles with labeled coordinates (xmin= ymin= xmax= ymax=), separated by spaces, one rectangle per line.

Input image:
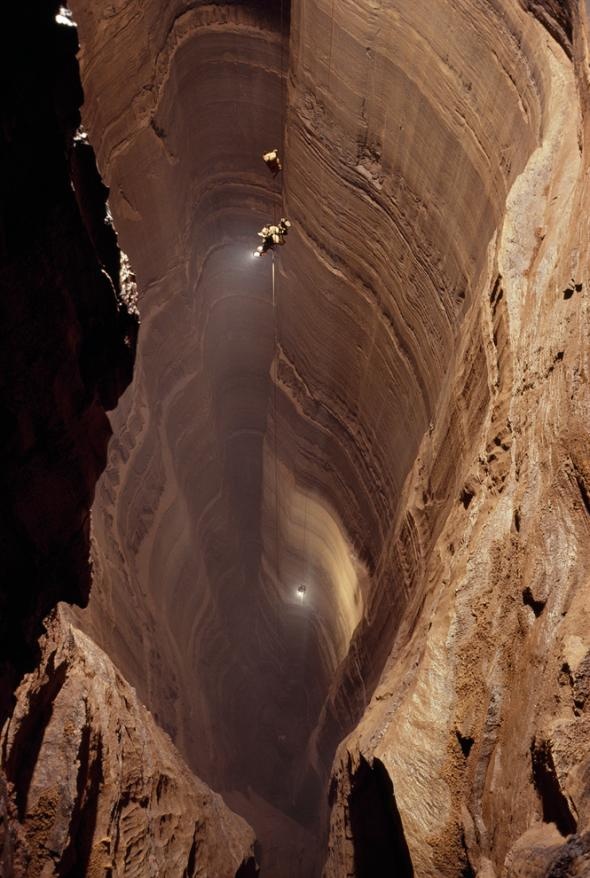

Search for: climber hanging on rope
xmin=254 ymin=218 xmax=291 ymax=257
xmin=262 ymin=148 xmax=282 ymax=176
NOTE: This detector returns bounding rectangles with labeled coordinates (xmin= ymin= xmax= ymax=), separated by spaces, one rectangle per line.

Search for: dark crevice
xmin=456 ymin=730 xmax=474 ymax=758
xmin=460 ymin=830 xmax=475 ymax=878
xmin=349 ymin=756 xmax=414 ymax=878
xmin=184 ymin=832 xmax=197 ymax=878
xmin=235 ymin=855 xmax=260 ymax=877
xmin=459 ymin=487 xmax=475 ymax=509
xmin=4 ymin=652 xmax=68 ymax=820
xmin=575 ymin=473 xmax=590 ymax=516
xmin=531 ymin=738 xmax=577 ymax=837
xmin=328 ymin=775 xmax=338 ymax=807
xmin=490 ymin=275 xmax=503 ymax=306
xmin=563 ymin=281 xmax=583 ymax=300
xmin=58 ymin=728 xmax=104 ymax=877
xmin=522 ymin=586 xmax=546 ymax=617
xmin=525 ymin=0 xmax=573 ymax=59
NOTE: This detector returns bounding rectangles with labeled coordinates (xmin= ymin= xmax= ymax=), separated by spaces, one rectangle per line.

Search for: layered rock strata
xmin=0 ymin=3 xmax=257 ymax=875
xmin=69 ymin=2 xmax=327 ymax=860
xmin=322 ymin=2 xmax=590 ymax=876
xmin=68 ymin=0 xmax=590 ymax=875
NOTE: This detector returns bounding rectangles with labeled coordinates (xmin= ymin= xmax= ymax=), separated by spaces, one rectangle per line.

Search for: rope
xmin=272 ymin=1 xmax=286 ymax=590
xmin=272 ymin=253 xmax=281 ymax=589
xmin=280 ymin=0 xmax=285 ymax=163
xmin=302 ymin=480 xmax=308 ymax=588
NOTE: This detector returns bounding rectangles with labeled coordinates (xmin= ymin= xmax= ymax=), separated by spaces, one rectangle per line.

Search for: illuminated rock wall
xmin=69 ymin=0 xmax=590 ymax=874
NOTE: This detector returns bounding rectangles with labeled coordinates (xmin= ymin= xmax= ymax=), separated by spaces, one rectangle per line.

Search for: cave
xmin=2 ymin=1 xmax=590 ymax=877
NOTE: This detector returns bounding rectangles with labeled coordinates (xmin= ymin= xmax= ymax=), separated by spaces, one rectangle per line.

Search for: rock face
xmin=320 ymin=3 xmax=590 ymax=877
xmin=0 ymin=0 xmax=137 ymax=714
xmin=65 ymin=0 xmax=590 ymax=875
xmin=1 ymin=610 xmax=257 ymax=878
xmin=69 ymin=7 xmax=327 ymax=867
xmin=0 ymin=3 xmax=257 ymax=875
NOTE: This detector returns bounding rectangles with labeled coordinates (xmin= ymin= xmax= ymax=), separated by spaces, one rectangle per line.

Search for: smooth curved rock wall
xmin=279 ymin=0 xmax=554 ymax=780
xmin=324 ymin=3 xmax=590 ymax=875
xmin=69 ymin=0 xmax=590 ymax=874
xmin=0 ymin=3 xmax=257 ymax=874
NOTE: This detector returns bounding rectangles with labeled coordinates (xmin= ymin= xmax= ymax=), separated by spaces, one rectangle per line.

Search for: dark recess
xmin=459 ymin=830 xmax=475 ymax=878
xmin=235 ymin=856 xmax=260 ymax=877
xmin=513 ymin=508 xmax=521 ymax=532
xmin=522 ymin=586 xmax=546 ymax=618
xmin=460 ymin=487 xmax=475 ymax=509
xmin=3 ymin=653 xmax=68 ymax=820
xmin=349 ymin=756 xmax=414 ymax=878
xmin=456 ymin=730 xmax=474 ymax=758
xmin=575 ymin=473 xmax=590 ymax=516
xmin=531 ymin=737 xmax=577 ymax=837
xmin=58 ymin=730 xmax=104 ymax=878
xmin=0 ymin=0 xmax=138 ymax=725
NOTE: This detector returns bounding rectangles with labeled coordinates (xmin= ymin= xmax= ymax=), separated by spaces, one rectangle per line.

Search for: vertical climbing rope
xmin=272 ymin=253 xmax=281 ymax=589
xmin=272 ymin=0 xmax=286 ymax=592
xmin=280 ymin=0 xmax=286 ymax=171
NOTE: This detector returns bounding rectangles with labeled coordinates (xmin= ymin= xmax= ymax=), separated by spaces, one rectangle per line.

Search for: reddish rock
xmin=7 ymin=0 xmax=590 ymax=875
xmin=1 ymin=610 xmax=257 ymax=878
xmin=0 ymin=3 xmax=258 ymax=876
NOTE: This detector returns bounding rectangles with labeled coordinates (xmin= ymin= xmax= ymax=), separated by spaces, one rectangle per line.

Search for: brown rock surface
xmin=1 ymin=610 xmax=257 ymax=877
xmin=0 ymin=2 xmax=257 ymax=875
xmin=62 ymin=0 xmax=590 ymax=874
xmin=321 ymin=4 xmax=590 ymax=876
xmin=0 ymin=0 xmax=137 ymax=710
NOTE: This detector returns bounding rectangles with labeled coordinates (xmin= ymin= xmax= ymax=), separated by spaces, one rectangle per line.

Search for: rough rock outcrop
xmin=322 ymin=3 xmax=590 ymax=876
xmin=0 ymin=0 xmax=137 ymax=715
xmin=1 ymin=610 xmax=257 ymax=878
xmin=66 ymin=0 xmax=590 ymax=875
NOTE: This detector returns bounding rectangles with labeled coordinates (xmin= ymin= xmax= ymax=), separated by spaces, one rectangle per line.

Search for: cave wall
xmin=324 ymin=3 xmax=590 ymax=876
xmin=0 ymin=3 xmax=258 ymax=875
xmin=0 ymin=0 xmax=136 ymax=711
xmin=66 ymin=0 xmax=590 ymax=875
xmin=281 ymin=0 xmax=554 ymax=776
xmin=2 ymin=610 xmax=257 ymax=877
xmin=69 ymin=0 xmax=324 ymax=811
